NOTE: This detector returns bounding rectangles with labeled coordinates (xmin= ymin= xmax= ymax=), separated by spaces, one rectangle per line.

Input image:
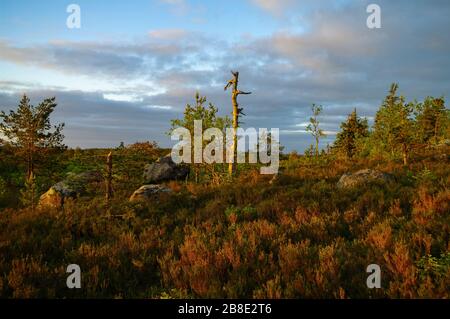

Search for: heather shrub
xmin=0 ymin=147 xmax=449 ymax=298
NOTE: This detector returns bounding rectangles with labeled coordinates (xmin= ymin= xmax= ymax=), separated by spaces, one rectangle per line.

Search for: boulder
xmin=337 ymin=169 xmax=393 ymax=189
xmin=143 ymin=155 xmax=189 ymax=184
xmin=39 ymin=170 xmax=103 ymax=208
xmin=39 ymin=187 xmax=65 ymax=208
xmin=129 ymin=184 xmax=172 ymax=202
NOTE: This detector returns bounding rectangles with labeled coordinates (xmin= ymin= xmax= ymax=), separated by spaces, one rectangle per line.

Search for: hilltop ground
xmin=0 ymin=145 xmax=449 ymax=298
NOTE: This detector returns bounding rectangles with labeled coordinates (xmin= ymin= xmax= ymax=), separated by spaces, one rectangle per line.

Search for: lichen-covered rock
xmin=39 ymin=171 xmax=103 ymax=208
xmin=337 ymin=169 xmax=393 ymax=189
xmin=129 ymin=184 xmax=172 ymax=202
xmin=143 ymin=155 xmax=189 ymax=184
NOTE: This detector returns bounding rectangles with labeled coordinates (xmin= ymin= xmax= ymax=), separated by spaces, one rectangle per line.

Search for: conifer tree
xmin=0 ymin=95 xmax=65 ymax=180
xmin=169 ymin=92 xmax=231 ymax=182
xmin=334 ymin=109 xmax=369 ymax=158
xmin=416 ymin=97 xmax=449 ymax=145
xmin=373 ymin=83 xmax=414 ymax=165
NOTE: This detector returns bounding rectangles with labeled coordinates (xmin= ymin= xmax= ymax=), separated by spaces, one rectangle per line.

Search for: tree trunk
xmin=315 ymin=137 xmax=319 ymax=158
xmin=229 ymin=74 xmax=239 ymax=176
xmin=29 ymin=172 xmax=35 ymax=213
xmin=195 ymin=166 xmax=199 ymax=183
xmin=402 ymin=144 xmax=408 ymax=166
xmin=224 ymin=71 xmax=251 ymax=177
xmin=27 ymin=147 xmax=33 ymax=181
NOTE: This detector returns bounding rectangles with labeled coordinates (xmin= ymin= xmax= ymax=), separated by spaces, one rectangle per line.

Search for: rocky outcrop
xmin=337 ymin=169 xmax=393 ymax=189
xmin=129 ymin=184 xmax=172 ymax=202
xmin=39 ymin=171 xmax=103 ymax=208
xmin=129 ymin=155 xmax=187 ymax=203
xmin=143 ymin=155 xmax=189 ymax=184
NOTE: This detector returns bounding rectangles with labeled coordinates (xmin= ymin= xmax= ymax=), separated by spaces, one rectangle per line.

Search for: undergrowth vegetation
xmin=0 ymin=148 xmax=448 ymax=298
xmin=0 ymin=85 xmax=449 ymax=298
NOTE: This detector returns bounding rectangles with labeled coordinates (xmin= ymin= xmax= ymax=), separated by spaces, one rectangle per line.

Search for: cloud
xmin=103 ymin=93 xmax=144 ymax=103
xmin=159 ymin=0 xmax=190 ymax=15
xmin=250 ymin=0 xmax=294 ymax=16
xmin=281 ymin=129 xmax=338 ymax=136
xmin=1 ymin=0 xmax=449 ymax=151
xmin=0 ymin=40 xmax=145 ymax=79
xmin=148 ymin=28 xmax=189 ymax=40
xmin=160 ymin=0 xmax=186 ymax=6
xmin=249 ymin=0 xmax=354 ymax=18
xmin=0 ymin=89 xmax=177 ymax=148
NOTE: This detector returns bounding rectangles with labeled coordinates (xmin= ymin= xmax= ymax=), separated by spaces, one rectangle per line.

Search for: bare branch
xmin=224 ymin=80 xmax=234 ymax=91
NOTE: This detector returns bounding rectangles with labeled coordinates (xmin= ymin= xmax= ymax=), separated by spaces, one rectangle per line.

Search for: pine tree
xmin=334 ymin=109 xmax=369 ymax=158
xmin=169 ymin=92 xmax=231 ymax=182
xmin=0 ymin=95 xmax=65 ymax=180
xmin=416 ymin=97 xmax=449 ymax=145
xmin=373 ymin=83 xmax=414 ymax=165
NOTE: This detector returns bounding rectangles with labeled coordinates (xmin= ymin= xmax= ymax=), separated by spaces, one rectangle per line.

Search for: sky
xmin=0 ymin=0 xmax=449 ymax=151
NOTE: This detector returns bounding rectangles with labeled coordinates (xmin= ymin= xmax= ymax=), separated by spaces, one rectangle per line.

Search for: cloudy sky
xmin=0 ymin=0 xmax=449 ymax=151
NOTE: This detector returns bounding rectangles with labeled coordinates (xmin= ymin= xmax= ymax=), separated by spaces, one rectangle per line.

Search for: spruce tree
xmin=373 ymin=83 xmax=414 ymax=165
xmin=334 ymin=109 xmax=369 ymax=158
xmin=416 ymin=97 xmax=449 ymax=145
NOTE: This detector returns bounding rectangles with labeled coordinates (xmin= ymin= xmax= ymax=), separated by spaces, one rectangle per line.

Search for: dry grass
xmin=0 ymin=149 xmax=449 ymax=298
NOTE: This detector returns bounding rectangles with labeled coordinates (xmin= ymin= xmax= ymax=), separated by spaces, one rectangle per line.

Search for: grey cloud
xmin=1 ymin=0 xmax=449 ymax=151
xmin=0 ymin=90 xmax=176 ymax=148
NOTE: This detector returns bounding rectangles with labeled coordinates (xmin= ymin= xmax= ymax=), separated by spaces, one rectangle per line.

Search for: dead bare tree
xmin=224 ymin=71 xmax=251 ymax=176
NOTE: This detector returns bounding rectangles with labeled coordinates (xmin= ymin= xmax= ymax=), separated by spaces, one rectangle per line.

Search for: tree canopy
xmin=334 ymin=109 xmax=369 ymax=158
xmin=0 ymin=95 xmax=65 ymax=179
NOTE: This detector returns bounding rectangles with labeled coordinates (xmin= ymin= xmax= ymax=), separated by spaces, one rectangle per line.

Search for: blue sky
xmin=0 ymin=0 xmax=281 ymax=43
xmin=0 ymin=0 xmax=449 ymax=151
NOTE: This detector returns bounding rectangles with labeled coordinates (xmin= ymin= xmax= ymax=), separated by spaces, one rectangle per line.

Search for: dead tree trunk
xmin=402 ymin=143 xmax=408 ymax=166
xmin=224 ymin=71 xmax=251 ymax=177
